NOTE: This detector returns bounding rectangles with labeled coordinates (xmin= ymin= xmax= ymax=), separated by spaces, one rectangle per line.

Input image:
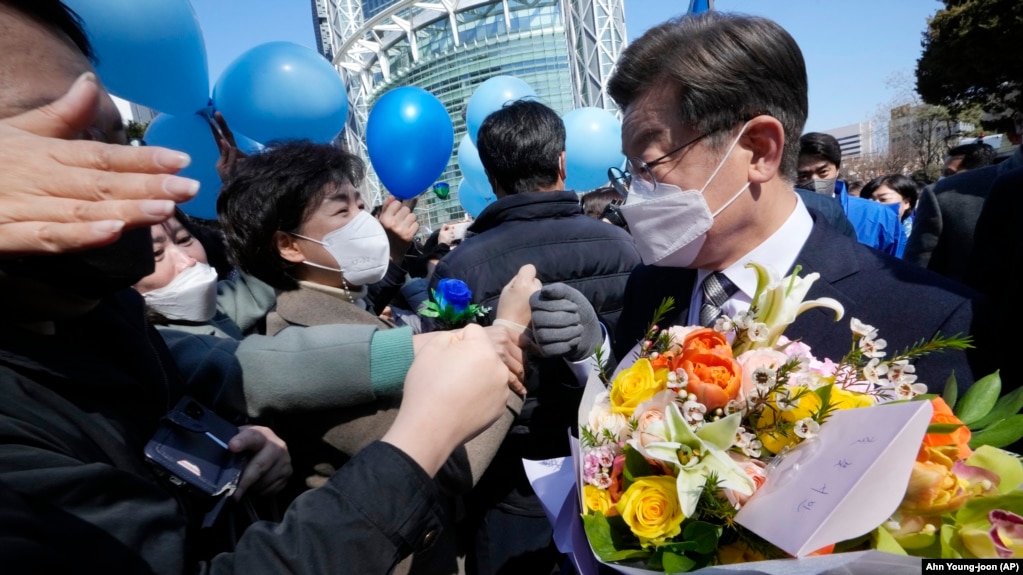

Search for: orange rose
xmin=678 ymin=328 xmax=742 ymax=411
xmin=923 ymin=397 xmax=972 ymax=460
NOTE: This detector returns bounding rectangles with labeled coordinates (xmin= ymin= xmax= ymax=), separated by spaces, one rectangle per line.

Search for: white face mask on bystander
xmin=291 ymin=210 xmax=391 ymax=286
xmin=142 ymin=262 xmax=219 ymax=322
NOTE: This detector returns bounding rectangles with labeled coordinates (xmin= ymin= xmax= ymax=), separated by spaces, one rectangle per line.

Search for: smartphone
xmin=450 ymin=221 xmax=471 ymax=242
xmin=144 ymin=397 xmax=248 ymax=497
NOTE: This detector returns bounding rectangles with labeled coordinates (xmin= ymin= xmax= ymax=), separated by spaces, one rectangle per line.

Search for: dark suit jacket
xmin=906 ymin=146 xmax=1023 ymax=282
xmin=968 ymin=166 xmax=1023 ymax=390
xmin=614 ymin=212 xmax=981 ymax=393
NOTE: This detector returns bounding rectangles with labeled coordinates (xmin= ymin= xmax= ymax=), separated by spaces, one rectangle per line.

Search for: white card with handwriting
xmin=735 ymin=400 xmax=933 ymax=557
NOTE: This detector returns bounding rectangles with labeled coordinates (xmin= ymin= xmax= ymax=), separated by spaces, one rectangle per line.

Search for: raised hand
xmin=0 ymin=72 xmax=199 ymax=256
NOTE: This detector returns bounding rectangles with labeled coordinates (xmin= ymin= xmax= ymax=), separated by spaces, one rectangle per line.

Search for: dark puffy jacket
xmin=432 ymin=190 xmax=640 ymax=341
xmin=430 ymin=190 xmax=640 ymax=514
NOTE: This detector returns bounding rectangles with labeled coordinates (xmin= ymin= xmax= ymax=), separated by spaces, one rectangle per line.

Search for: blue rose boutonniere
xmin=419 ymin=278 xmax=490 ymax=329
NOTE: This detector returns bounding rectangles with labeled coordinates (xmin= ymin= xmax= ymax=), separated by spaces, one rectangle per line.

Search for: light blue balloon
xmin=214 ymin=42 xmax=348 ymax=144
xmin=66 ymin=0 xmax=209 ymax=115
xmin=465 ymin=76 xmax=537 ymax=145
xmin=366 ymin=87 xmax=454 ymax=200
xmin=458 ymin=178 xmax=496 ymax=218
xmin=234 ymin=132 xmax=265 ymax=155
xmin=563 ymin=107 xmax=626 ymax=192
xmin=457 ymin=135 xmax=492 ymax=196
xmin=145 ymin=113 xmax=221 ymax=220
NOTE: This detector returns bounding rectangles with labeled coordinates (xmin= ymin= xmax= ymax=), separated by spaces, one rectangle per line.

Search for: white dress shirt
xmin=686 ymin=194 xmax=814 ymax=325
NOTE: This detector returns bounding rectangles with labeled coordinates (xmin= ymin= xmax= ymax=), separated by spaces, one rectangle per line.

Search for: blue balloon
xmin=457 ymin=135 xmax=492 ymax=196
xmin=214 ymin=42 xmax=348 ymax=144
xmin=65 ymin=0 xmax=209 ymax=115
xmin=465 ymin=76 xmax=537 ymax=145
xmin=458 ymin=178 xmax=496 ymax=218
xmin=145 ymin=113 xmax=221 ymax=220
xmin=366 ymin=87 xmax=454 ymax=200
xmin=563 ymin=107 xmax=626 ymax=192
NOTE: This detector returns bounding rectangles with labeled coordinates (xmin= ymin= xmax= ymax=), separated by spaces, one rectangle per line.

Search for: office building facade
xmin=312 ymin=0 xmax=626 ymax=230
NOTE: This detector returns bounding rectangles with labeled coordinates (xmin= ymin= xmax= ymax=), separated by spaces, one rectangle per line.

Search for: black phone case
xmin=144 ymin=397 xmax=247 ymax=497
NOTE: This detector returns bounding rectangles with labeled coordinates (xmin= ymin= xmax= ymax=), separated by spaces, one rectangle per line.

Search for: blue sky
xmin=191 ymin=0 xmax=941 ymax=133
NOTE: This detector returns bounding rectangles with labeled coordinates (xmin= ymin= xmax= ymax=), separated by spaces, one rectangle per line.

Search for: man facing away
xmin=431 ymin=99 xmax=641 ymax=574
xmin=608 ymin=12 xmax=979 ymax=393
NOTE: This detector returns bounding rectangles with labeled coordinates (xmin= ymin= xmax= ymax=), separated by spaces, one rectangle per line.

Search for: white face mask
xmin=292 ymin=210 xmax=391 ymax=286
xmin=142 ymin=262 xmax=219 ymax=322
xmin=619 ymin=121 xmax=752 ymax=268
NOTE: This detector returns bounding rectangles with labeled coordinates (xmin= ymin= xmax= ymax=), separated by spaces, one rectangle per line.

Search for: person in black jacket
xmin=0 ymin=2 xmax=515 ymax=573
xmin=431 ymin=100 xmax=641 ymax=575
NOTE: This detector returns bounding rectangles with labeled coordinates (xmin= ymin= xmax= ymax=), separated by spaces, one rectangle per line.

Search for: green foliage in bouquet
xmin=939 ymin=370 xmax=1023 ymax=450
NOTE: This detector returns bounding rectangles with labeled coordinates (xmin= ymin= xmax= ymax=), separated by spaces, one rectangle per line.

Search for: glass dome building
xmin=311 ymin=0 xmax=626 ymax=230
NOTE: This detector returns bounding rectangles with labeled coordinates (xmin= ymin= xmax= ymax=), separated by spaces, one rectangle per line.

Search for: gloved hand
xmin=529 ymin=283 xmax=601 ymax=362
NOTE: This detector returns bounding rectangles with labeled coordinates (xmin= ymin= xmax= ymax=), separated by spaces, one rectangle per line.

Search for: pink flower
xmin=989 ymin=510 xmax=1023 ymax=558
xmin=735 ymin=348 xmax=789 ymax=397
xmin=628 ymin=390 xmax=676 ymax=449
xmin=723 ymin=453 xmax=767 ymax=508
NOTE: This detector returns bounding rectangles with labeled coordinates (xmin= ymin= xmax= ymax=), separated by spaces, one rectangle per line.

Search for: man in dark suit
xmin=906 ymin=142 xmax=1023 ymax=283
xmin=606 ymin=12 xmax=979 ymax=391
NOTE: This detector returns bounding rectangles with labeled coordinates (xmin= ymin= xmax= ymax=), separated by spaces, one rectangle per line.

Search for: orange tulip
xmin=678 ymin=328 xmax=742 ymax=411
xmin=923 ymin=397 xmax=972 ymax=460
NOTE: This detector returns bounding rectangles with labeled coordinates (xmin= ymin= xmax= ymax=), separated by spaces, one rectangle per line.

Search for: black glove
xmin=529 ymin=283 xmax=601 ymax=362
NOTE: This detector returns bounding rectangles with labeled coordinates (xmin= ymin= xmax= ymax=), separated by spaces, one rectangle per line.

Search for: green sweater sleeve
xmin=369 ymin=326 xmax=414 ymax=396
xmin=235 ymin=324 xmax=414 ymax=417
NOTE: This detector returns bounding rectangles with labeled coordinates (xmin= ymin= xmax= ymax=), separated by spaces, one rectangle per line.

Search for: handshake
xmin=494 ymin=265 xmax=604 ymax=365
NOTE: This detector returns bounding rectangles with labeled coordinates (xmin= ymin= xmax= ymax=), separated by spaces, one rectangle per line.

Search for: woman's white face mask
xmin=142 ymin=262 xmax=219 ymax=322
xmin=292 ymin=210 xmax=391 ymax=286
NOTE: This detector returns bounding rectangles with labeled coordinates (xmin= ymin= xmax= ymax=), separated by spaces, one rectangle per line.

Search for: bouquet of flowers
xmin=576 ymin=262 xmax=991 ymax=572
xmin=418 ymin=278 xmax=489 ymax=329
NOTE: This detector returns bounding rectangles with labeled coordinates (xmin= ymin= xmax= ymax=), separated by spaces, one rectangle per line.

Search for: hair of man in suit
xmin=476 ymin=99 xmax=566 ymax=196
xmin=607 ymin=12 xmax=808 ymax=182
xmin=217 ymin=140 xmax=366 ymax=291
xmin=944 ymin=142 xmax=996 ymax=177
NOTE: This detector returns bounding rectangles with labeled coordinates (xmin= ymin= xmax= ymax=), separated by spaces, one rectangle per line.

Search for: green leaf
xmin=968 ymin=414 xmax=1023 ymax=449
xmin=926 ymin=422 xmax=964 ymax=435
xmin=956 ymin=371 xmax=1001 ymax=427
xmin=814 ymin=383 xmax=832 ymax=412
xmin=581 ymin=513 xmax=649 ymax=562
xmin=623 ymin=447 xmax=654 ymax=490
xmin=971 ymin=380 xmax=1023 ymax=430
xmin=870 ymin=526 xmax=908 ymax=556
xmin=942 ymin=372 xmax=958 ymax=409
xmin=662 ymin=551 xmax=697 ymax=573
xmin=681 ymin=521 xmax=721 ymax=555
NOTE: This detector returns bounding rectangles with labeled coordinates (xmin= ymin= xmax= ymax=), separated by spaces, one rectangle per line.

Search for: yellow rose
xmin=583 ymin=485 xmax=614 ymax=515
xmin=615 ymin=476 xmax=685 ymax=544
xmin=610 ymin=359 xmax=668 ymax=416
xmin=754 ymin=386 xmax=821 ymax=455
xmin=829 ymin=386 xmax=875 ymax=410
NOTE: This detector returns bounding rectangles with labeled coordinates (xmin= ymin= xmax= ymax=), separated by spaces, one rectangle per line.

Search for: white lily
xmin=636 ymin=404 xmax=756 ymax=518
xmin=735 ymin=263 xmax=845 ymax=354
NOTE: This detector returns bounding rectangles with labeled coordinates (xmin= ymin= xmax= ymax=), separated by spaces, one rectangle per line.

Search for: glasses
xmin=607 ymin=131 xmax=712 ymax=196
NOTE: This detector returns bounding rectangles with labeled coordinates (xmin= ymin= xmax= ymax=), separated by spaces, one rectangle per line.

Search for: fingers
xmin=5 ymin=72 xmax=100 ymax=138
xmin=0 ymin=220 xmax=125 ymax=256
xmin=483 ymin=325 xmax=525 ymax=394
xmin=213 ymin=111 xmax=238 ymax=147
xmin=230 ymin=426 xmax=291 ymax=499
